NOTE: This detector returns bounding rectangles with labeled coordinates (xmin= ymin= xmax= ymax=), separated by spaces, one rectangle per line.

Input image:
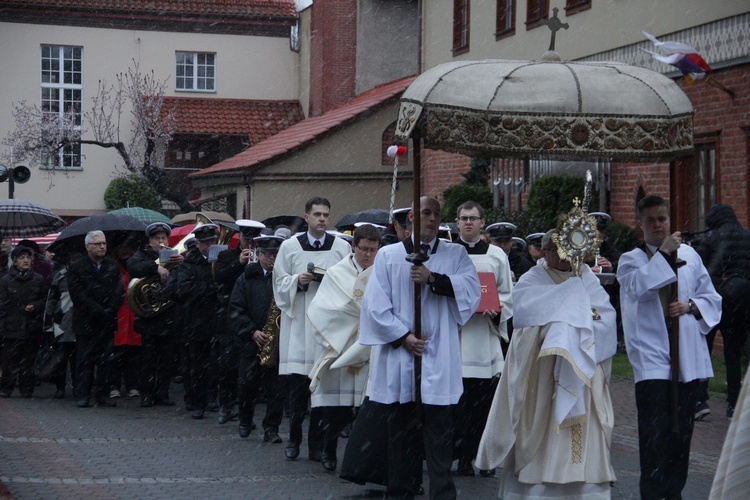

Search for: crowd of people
xmin=0 ymin=193 xmax=747 ymax=500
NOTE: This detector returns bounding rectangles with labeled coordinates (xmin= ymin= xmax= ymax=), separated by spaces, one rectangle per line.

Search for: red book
xmin=476 ymin=272 xmax=501 ymax=314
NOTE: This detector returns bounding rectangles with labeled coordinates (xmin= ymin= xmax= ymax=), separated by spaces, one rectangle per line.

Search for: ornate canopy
xmin=394 ymin=57 xmax=694 ymax=161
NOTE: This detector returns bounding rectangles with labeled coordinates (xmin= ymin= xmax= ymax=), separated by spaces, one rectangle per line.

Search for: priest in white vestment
xmin=360 ymin=196 xmax=480 ymax=500
xmin=452 ymin=201 xmax=513 ymax=477
xmin=307 ymin=224 xmax=381 ymax=472
xmin=618 ymin=196 xmax=721 ymax=500
xmin=476 ymin=230 xmax=618 ymax=499
xmin=273 ymin=197 xmax=351 ymax=461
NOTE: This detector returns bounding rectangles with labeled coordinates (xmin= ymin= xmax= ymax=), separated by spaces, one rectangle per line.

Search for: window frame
xmin=175 ymin=51 xmax=217 ymax=93
xmin=40 ymin=44 xmax=83 ymax=170
xmin=564 ymin=0 xmax=591 ymax=16
xmin=452 ymin=0 xmax=470 ymax=56
xmin=525 ymin=0 xmax=549 ymax=30
xmin=495 ymin=0 xmax=516 ymax=40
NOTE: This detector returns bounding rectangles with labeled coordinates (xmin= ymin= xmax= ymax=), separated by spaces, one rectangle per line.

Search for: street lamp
xmin=0 ymin=165 xmax=31 ymax=199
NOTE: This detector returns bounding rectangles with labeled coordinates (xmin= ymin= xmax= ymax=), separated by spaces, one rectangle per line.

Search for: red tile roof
xmin=165 ymin=97 xmax=305 ymax=145
xmin=0 ymin=0 xmax=297 ymax=18
xmin=191 ymin=76 xmax=416 ymax=177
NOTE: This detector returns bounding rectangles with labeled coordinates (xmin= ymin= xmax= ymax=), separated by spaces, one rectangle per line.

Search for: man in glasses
xmin=68 ymin=230 xmax=124 ymax=408
xmin=452 ymin=201 xmax=513 ymax=477
xmin=307 ymin=223 xmax=382 ymax=472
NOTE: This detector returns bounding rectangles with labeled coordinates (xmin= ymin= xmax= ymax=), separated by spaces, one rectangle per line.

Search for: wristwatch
xmin=427 ymin=273 xmax=436 ymax=285
xmin=688 ymin=300 xmax=697 ymax=315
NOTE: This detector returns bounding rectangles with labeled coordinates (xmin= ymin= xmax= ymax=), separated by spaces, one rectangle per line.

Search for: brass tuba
xmin=258 ymin=297 xmax=281 ymax=367
xmin=128 ymin=213 xmax=219 ymax=317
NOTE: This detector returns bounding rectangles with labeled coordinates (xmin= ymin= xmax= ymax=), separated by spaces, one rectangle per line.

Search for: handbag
xmin=34 ymin=342 xmax=67 ymax=383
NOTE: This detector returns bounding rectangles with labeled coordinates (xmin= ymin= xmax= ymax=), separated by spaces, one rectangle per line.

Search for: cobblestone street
xmin=0 ymin=377 xmax=730 ymax=499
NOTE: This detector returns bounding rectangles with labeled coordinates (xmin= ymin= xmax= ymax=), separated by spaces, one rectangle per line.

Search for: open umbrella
xmin=335 ymin=208 xmax=390 ymax=231
xmin=109 ymin=207 xmax=172 ymax=225
xmin=262 ymin=215 xmax=307 ymax=234
xmin=0 ymin=199 xmax=66 ymax=238
xmin=171 ymin=210 xmax=235 ymax=226
xmin=47 ymin=213 xmax=147 ymax=258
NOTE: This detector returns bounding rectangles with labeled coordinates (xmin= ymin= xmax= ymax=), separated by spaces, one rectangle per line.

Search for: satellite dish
xmin=12 ymin=166 xmax=31 ymax=184
xmin=0 ymin=165 xmax=9 ymax=183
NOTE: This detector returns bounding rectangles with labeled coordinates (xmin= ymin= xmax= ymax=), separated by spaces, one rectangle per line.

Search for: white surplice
xmin=617 ymin=243 xmax=721 ymax=383
xmin=359 ymin=239 xmax=480 ymax=406
xmin=460 ymin=243 xmax=513 ymax=378
xmin=273 ymin=233 xmax=351 ymax=376
xmin=476 ymin=263 xmax=617 ymax=498
xmin=308 ymin=254 xmax=371 ymax=407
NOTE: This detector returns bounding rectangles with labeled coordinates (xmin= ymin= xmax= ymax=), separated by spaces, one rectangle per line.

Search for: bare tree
xmin=1 ymin=61 xmax=194 ymax=212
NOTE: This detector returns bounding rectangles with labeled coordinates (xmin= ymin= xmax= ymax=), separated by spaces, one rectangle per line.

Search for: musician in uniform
xmin=359 ymin=196 xmax=480 ymax=499
xmin=487 ymin=222 xmax=533 ymax=280
xmin=214 ymin=219 xmax=265 ymax=425
xmin=165 ymin=224 xmax=222 ymax=420
xmin=127 ymin=222 xmax=184 ymax=407
xmin=273 ymin=197 xmax=350 ymax=461
xmin=452 ymin=201 xmax=513 ymax=477
xmin=229 ymin=235 xmax=285 ymax=443
xmin=308 ymin=224 xmax=381 ymax=472
xmin=617 ymin=195 xmax=721 ymax=499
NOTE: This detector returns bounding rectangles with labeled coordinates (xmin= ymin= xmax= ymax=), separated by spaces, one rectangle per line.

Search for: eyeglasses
xmin=355 ymin=245 xmax=378 ymax=255
xmin=456 ymin=216 xmax=482 ymax=222
xmin=88 ymin=242 xmax=107 ymax=247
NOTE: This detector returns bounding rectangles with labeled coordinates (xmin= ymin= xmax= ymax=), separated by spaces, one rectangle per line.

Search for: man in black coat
xmin=127 ymin=222 xmax=184 ymax=408
xmin=68 ymin=230 xmax=124 ymax=408
xmin=0 ymin=246 xmax=48 ymax=398
xmin=165 ymin=224 xmax=221 ymax=419
xmin=697 ymin=203 xmax=750 ymax=418
xmin=229 ymin=235 xmax=285 ymax=442
xmin=214 ymin=219 xmax=265 ymax=424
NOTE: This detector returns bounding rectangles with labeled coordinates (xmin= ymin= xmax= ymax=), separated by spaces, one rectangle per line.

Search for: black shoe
xmin=479 ymin=468 xmax=496 ymax=477
xmin=727 ymin=404 xmax=735 ymax=419
xmin=339 ymin=422 xmax=352 ymax=438
xmin=76 ymin=398 xmax=91 ymax=408
xmin=95 ymin=398 xmax=116 ymax=407
xmin=321 ymin=453 xmax=337 ymax=472
xmin=154 ymin=398 xmax=176 ymax=406
xmin=191 ymin=408 xmax=205 ymax=420
xmin=238 ymin=424 xmax=252 ymax=438
xmin=308 ymin=449 xmax=323 ymax=462
xmin=695 ymin=400 xmax=711 ymax=421
xmin=54 ymin=389 xmax=65 ymax=399
xmin=457 ymin=458 xmax=475 ymax=476
xmin=263 ymin=430 xmax=282 ymax=444
xmin=284 ymin=442 xmax=300 ymax=460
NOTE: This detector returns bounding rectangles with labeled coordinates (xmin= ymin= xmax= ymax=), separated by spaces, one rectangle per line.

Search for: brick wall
xmin=420 ymin=147 xmax=471 ymax=201
xmin=309 ymin=0 xmax=357 ymax=116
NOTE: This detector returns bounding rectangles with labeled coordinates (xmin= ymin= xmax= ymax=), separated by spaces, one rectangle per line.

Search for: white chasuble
xmin=273 ymin=233 xmax=350 ymax=376
xmin=308 ymin=255 xmax=371 ymax=407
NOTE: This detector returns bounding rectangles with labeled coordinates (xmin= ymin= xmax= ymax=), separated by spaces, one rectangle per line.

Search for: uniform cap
xmin=392 ymin=207 xmax=410 ymax=227
xmin=486 ymin=222 xmax=516 ymax=240
xmin=192 ymin=224 xmax=220 ymax=242
xmin=525 ymin=232 xmax=546 ymax=246
xmin=146 ymin=222 xmax=172 ymax=238
xmin=236 ymin=219 xmax=266 ymax=239
xmin=253 ymin=235 xmax=284 ymax=251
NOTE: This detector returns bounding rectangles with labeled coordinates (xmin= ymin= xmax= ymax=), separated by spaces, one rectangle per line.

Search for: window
xmin=496 ymin=0 xmax=515 ymax=39
xmin=176 ymin=52 xmax=215 ymax=91
xmin=689 ymin=142 xmax=718 ymax=230
xmin=41 ymin=45 xmax=82 ymax=169
xmin=565 ymin=0 xmax=591 ymax=16
xmin=453 ymin=0 xmax=470 ymax=56
xmin=526 ymin=0 xmax=548 ymax=29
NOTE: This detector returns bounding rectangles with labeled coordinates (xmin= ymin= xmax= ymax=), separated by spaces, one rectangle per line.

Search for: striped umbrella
xmin=0 ymin=199 xmax=66 ymax=238
xmin=108 ymin=207 xmax=172 ymax=225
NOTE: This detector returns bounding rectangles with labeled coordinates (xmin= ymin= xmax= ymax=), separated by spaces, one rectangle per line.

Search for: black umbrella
xmin=262 ymin=215 xmax=307 ymax=234
xmin=0 ymin=199 xmax=66 ymax=238
xmin=47 ymin=213 xmax=147 ymax=258
xmin=335 ymin=209 xmax=390 ymax=230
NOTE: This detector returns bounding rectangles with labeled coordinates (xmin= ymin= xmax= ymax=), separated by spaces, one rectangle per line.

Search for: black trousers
xmin=52 ymin=342 xmax=77 ymax=391
xmin=75 ymin=334 xmax=114 ymax=402
xmin=718 ymin=276 xmax=750 ymax=407
xmin=382 ymin=402 xmax=455 ymax=500
xmin=635 ymin=379 xmax=698 ymax=500
xmin=109 ymin=344 xmax=141 ymax=393
xmin=321 ymin=405 xmax=353 ymax=458
xmin=286 ymin=373 xmax=323 ymax=452
xmin=237 ymin=353 xmax=283 ymax=431
xmin=218 ymin=331 xmax=239 ymax=410
xmin=186 ymin=337 xmax=212 ymax=410
xmin=0 ymin=338 xmax=38 ymax=396
xmin=453 ymin=377 xmax=497 ymax=464
xmin=139 ymin=335 xmax=178 ymax=401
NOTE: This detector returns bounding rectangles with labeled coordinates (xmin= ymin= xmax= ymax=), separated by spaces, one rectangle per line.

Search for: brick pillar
xmin=309 ymin=0 xmax=357 ymax=116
